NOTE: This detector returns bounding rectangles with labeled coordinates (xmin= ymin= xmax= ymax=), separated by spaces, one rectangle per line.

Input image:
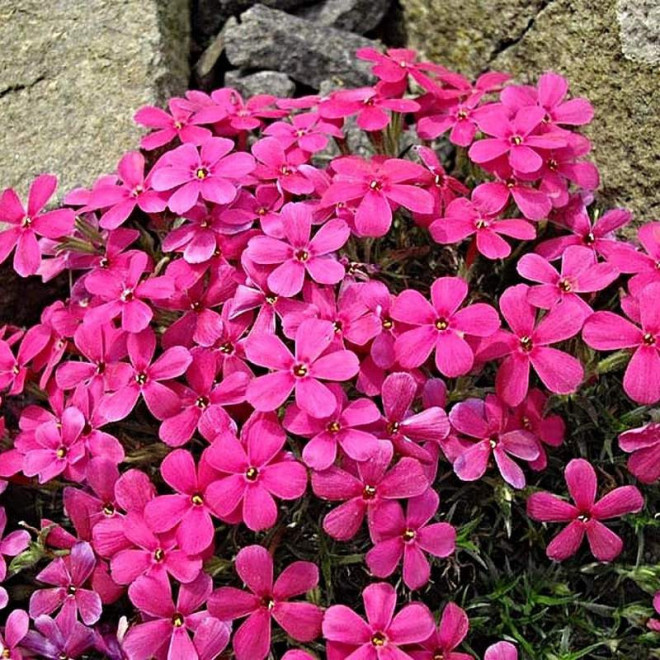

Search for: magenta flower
xmin=0 ymin=174 xmax=74 ymax=276
xmin=356 ymin=47 xmax=437 ymax=89
xmin=408 ymin=602 xmax=472 ymax=660
xmin=252 ymin=137 xmax=315 ymax=195
xmin=517 ymin=245 xmax=618 ymax=319
xmin=0 ymin=609 xmax=29 ymax=659
xmin=451 ymin=395 xmax=540 ymax=489
xmin=321 ymin=156 xmax=434 ymax=237
xmin=473 ymin=173 xmax=551 ymax=221
xmin=649 ymin=592 xmax=660 ymax=632
xmin=469 ymin=106 xmax=566 ymax=173
xmin=484 ymin=642 xmax=518 ymax=660
xmin=144 ymin=449 xmax=221 ymax=555
xmin=477 ymin=284 xmax=584 ymax=406
xmin=418 ymin=95 xmax=484 ymax=147
xmin=29 ymin=541 xmax=102 ymax=625
xmin=527 ymin=458 xmax=644 ymax=561
xmin=366 ymin=489 xmax=456 ymax=590
xmin=263 ymin=111 xmax=343 ymax=153
xmin=205 ymin=415 xmax=307 ymax=531
xmin=209 ymin=545 xmax=323 ymax=660
xmin=582 ymin=282 xmax=660 ymax=404
xmin=430 ymin=191 xmax=536 ymax=260
xmin=124 ymin=573 xmax=229 ymax=660
xmin=22 ymin=610 xmax=95 ymax=660
xmin=607 ymin=221 xmax=660 ymax=295
xmin=246 ymin=203 xmax=350 ymax=297
xmin=246 ymin=319 xmax=360 ymax=418
xmin=151 ymin=138 xmax=256 ymax=214
xmin=311 ymin=442 xmax=429 ymax=541
xmin=0 ymin=507 xmax=30 ymax=607
xmin=391 ymin=277 xmax=500 ymax=377
xmin=99 ymin=328 xmax=192 ymax=422
xmin=619 ymin=423 xmax=660 ymax=484
xmin=323 ymin=582 xmax=435 ymax=658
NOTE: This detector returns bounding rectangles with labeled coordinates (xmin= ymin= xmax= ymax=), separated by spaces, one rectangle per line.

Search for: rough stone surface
xmin=0 ymin=0 xmax=190 ymax=197
xmin=223 ymin=4 xmax=376 ymax=88
xmin=401 ymin=0 xmax=660 ymax=219
xmin=298 ymin=0 xmax=392 ymax=33
xmin=225 ymin=70 xmax=296 ymax=97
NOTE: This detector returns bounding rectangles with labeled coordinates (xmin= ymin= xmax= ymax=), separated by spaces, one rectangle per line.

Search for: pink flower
xmin=619 ymin=423 xmax=660 ymax=484
xmin=517 ymin=245 xmax=618 ymax=318
xmin=311 ymin=442 xmax=429 ymax=541
xmin=322 ymin=582 xmax=435 ymax=658
xmin=484 ymin=641 xmax=518 ymax=660
xmin=284 ymin=384 xmax=381 ymax=470
xmin=430 ymin=190 xmax=536 ymax=260
xmin=473 ymin=174 xmax=551 ymax=221
xmin=321 ymin=156 xmax=434 ymax=237
xmin=648 ymin=592 xmax=660 ymax=632
xmin=582 ymin=283 xmax=660 ymax=404
xmin=0 ymin=174 xmax=74 ymax=276
xmin=264 ymin=111 xmax=343 ymax=153
xmin=0 ymin=508 xmax=30 ymax=608
xmin=607 ymin=221 xmax=660 ymax=295
xmin=99 ymin=328 xmax=192 ymax=422
xmin=391 ymin=277 xmax=500 ymax=377
xmin=205 ymin=415 xmax=307 ymax=531
xmin=208 ymin=545 xmax=323 ymax=660
xmin=29 ymin=541 xmax=102 ymax=625
xmin=246 ymin=203 xmax=350 ymax=296
xmin=527 ymin=458 xmax=644 ymax=561
xmin=246 ymin=319 xmax=360 ymax=418
xmin=418 ymin=95 xmax=484 ymax=147
xmin=22 ymin=610 xmax=95 ymax=659
xmin=450 ymin=395 xmax=539 ymax=488
xmin=252 ymin=137 xmax=315 ymax=195
xmin=477 ymin=284 xmax=584 ymax=406
xmin=151 ymin=138 xmax=256 ymax=214
xmin=144 ymin=449 xmax=221 ymax=554
xmin=124 ymin=573 xmax=229 ymax=660
xmin=469 ymin=107 xmax=566 ymax=173
xmin=367 ymin=489 xmax=456 ymax=590
xmin=356 ymin=47 xmax=437 ymax=89
xmin=408 ymin=602 xmax=472 ymax=660
xmin=0 ymin=609 xmax=29 ymax=659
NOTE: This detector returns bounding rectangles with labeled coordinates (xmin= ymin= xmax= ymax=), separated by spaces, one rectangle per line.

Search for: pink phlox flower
xmin=282 ymin=651 xmax=316 ymax=660
xmin=88 ymin=151 xmax=168 ymax=229
xmin=311 ymin=441 xmax=429 ymax=541
xmin=209 ymin=299 xmax=257 ymax=376
xmin=648 ymin=592 xmax=660 ymax=632
xmin=484 ymin=641 xmax=519 ymax=660
xmin=245 ymin=184 xmax=285 ymax=237
xmin=517 ymin=244 xmax=618 ymax=319
xmin=527 ymin=458 xmax=644 ymax=561
xmin=252 ymin=137 xmax=315 ymax=195
xmin=606 ymin=221 xmax=660 ymax=295
xmin=0 ymin=507 xmax=30 ymax=607
xmin=144 ymin=449 xmax=222 ymax=555
xmin=391 ymin=277 xmax=501 ymax=377
xmin=246 ymin=203 xmax=349 ymax=297
xmin=22 ymin=609 xmax=95 ymax=660
xmin=124 ymin=573 xmax=229 ymax=660
xmin=284 ymin=383 xmax=381 ymax=470
xmin=469 ymin=106 xmax=567 ymax=173
xmin=84 ymin=251 xmax=175 ymax=333
xmin=246 ymin=318 xmax=360 ymax=418
xmin=476 ymin=284 xmax=584 ymax=406
xmin=360 ymin=280 xmax=398 ymax=370
xmin=206 ymin=414 xmax=307 ymax=530
xmin=0 ymin=174 xmax=75 ymax=277
xmin=507 ymin=388 xmax=565 ymax=471
xmin=264 ymin=111 xmax=344 ymax=153
xmin=582 ymin=282 xmax=660 ymax=404
xmin=367 ymin=489 xmax=456 ymax=590
xmin=0 ymin=609 xmax=29 ymax=659
xmin=619 ymin=422 xmax=660 ymax=484
xmin=0 ymin=324 xmax=51 ymax=395
xmin=99 ymin=328 xmax=192 ymax=422
xmin=159 ymin=349 xmax=248 ymax=447
xmin=151 ymin=137 xmax=256 ymax=214
xmin=321 ymin=155 xmax=435 ymax=237
xmin=430 ymin=189 xmax=536 ymax=260
xmin=451 ymin=395 xmax=540 ymax=489
xmin=322 ymin=581 xmax=435 ymax=658
xmin=67 ymin=227 xmax=140 ymax=274
xmin=417 ymin=94 xmax=490 ymax=146
xmin=378 ymin=372 xmax=450 ymax=463
xmin=134 ymin=98 xmax=212 ymax=150
xmin=208 ymin=545 xmax=323 ymax=660
xmin=535 ymin=207 xmax=631 ymax=261
xmin=408 ymin=601 xmax=473 ymax=660
xmin=356 ymin=47 xmax=439 ymax=91
xmin=29 ymin=541 xmax=102 ymax=625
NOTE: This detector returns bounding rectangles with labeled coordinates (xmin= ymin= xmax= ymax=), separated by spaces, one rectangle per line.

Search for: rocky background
xmin=0 ymin=0 xmax=658 ymax=320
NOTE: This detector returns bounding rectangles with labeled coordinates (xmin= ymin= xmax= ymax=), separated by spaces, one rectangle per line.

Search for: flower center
xmin=489 ymin=435 xmax=498 ymax=449
xmin=103 ymin=503 xmax=115 ymax=516
xmin=12 ymin=365 xmax=20 ymax=375
xmin=403 ymin=529 xmax=416 ymax=542
xmin=261 ymin=595 xmax=276 ymax=610
xmin=382 ymin=317 xmax=393 ymax=330
xmin=154 ymin=548 xmax=165 ymax=562
xmin=577 ymin=513 xmax=590 ymax=522
xmin=219 ymin=341 xmax=234 ymax=354
xmin=558 ymin=279 xmax=572 ymax=292
xmin=131 ymin=185 xmax=144 ymax=197
xmin=643 ymin=332 xmax=656 ymax=346
xmin=120 ymin=288 xmax=134 ymax=302
xmin=99 ymin=256 xmax=110 ymax=268
xmin=369 ymin=180 xmax=382 ymax=191
xmin=434 ymin=652 xmax=445 ymax=660
xmin=521 ymin=416 xmax=532 ymax=431
xmin=386 ymin=421 xmax=400 ymax=435
xmin=434 ymin=173 xmax=445 ymax=186
xmin=584 ymin=232 xmax=596 ymax=245
xmin=435 ymin=318 xmax=449 ymax=331
xmin=22 ymin=216 xmax=32 ymax=228
xmin=363 ymin=484 xmax=377 ymax=500
xmin=257 ymin=207 xmax=267 ymax=216
xmin=3 ymin=649 xmax=11 ymax=658
xmin=456 ymin=109 xmax=469 ymax=120
xmin=475 ymin=218 xmax=489 ymax=229
xmin=66 ymin=585 xmax=77 ymax=596
xmin=547 ymin=158 xmax=558 ymax=171
xmin=135 ymin=372 xmax=148 ymax=385
xmin=371 ymin=632 xmax=387 ymax=647
xmin=56 ymin=447 xmax=67 ymax=459
xmin=265 ymin=294 xmax=278 ymax=305
xmin=96 ymin=361 xmax=106 ymax=375
xmin=327 ymin=421 xmax=341 ymax=433
xmin=246 ymin=467 xmax=259 ymax=481
xmin=280 ymin=165 xmax=292 ymax=176
xmin=191 ymin=493 xmax=204 ymax=506
xmin=520 ymin=335 xmax=533 ymax=352
xmin=295 ymin=249 xmax=310 ymax=262
xmin=293 ymin=363 xmax=308 ymax=378
xmin=195 ymin=396 xmax=209 ymax=409
xmin=511 ymin=135 xmax=523 ymax=145
xmin=195 ymin=168 xmax=208 ymax=180
xmin=172 ymin=613 xmax=185 ymax=627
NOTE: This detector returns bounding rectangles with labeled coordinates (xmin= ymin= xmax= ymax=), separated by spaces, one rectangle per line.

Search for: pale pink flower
xmin=484 ymin=641 xmax=518 ymax=660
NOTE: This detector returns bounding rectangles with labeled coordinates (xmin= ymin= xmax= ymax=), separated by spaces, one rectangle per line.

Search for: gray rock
xmin=299 ymin=0 xmax=392 ymax=33
xmin=223 ymin=4 xmax=377 ymax=88
xmin=617 ymin=0 xmax=660 ymax=65
xmin=0 ymin=0 xmax=190 ymax=197
xmin=225 ymin=70 xmax=296 ymax=97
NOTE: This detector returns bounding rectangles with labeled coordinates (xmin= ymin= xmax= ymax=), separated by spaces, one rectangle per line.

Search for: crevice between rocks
xmin=0 ymin=74 xmax=45 ymax=100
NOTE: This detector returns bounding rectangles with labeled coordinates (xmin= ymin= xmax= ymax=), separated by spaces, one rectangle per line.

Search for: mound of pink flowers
xmin=0 ymin=47 xmax=657 ymax=659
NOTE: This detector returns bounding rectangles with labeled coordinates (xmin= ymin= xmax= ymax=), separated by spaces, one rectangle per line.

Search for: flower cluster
xmin=0 ymin=46 xmax=656 ymax=659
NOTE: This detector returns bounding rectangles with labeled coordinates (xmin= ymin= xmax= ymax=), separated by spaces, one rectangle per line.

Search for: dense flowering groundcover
xmin=0 ymin=47 xmax=658 ymax=659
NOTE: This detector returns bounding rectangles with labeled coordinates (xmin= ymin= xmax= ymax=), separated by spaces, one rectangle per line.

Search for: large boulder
xmin=0 ymin=0 xmax=190 ymax=197
xmin=401 ymin=0 xmax=660 ymax=219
